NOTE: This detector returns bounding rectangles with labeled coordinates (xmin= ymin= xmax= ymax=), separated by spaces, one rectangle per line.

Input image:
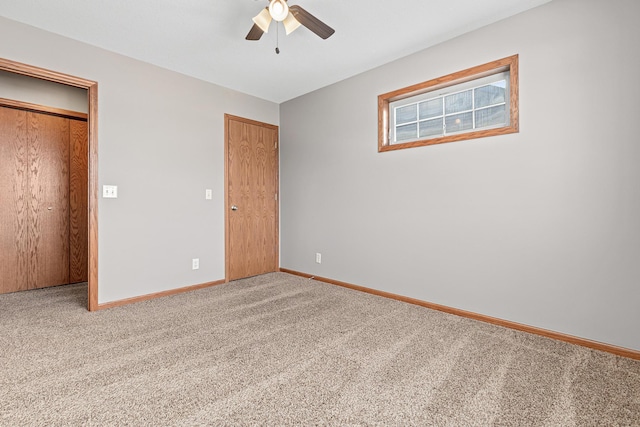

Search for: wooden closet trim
xmin=0 ymin=58 xmax=99 ymax=311
xmin=0 ymin=97 xmax=88 ymax=121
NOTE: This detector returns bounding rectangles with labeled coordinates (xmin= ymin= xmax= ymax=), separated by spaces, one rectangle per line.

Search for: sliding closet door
xmin=1 ymin=106 xmax=85 ymax=294
xmin=27 ymin=112 xmax=70 ymax=289
xmin=69 ymin=119 xmax=88 ymax=283
xmin=0 ymin=107 xmax=29 ymax=293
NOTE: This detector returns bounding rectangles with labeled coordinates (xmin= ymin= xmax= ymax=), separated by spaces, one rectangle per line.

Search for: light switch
xmin=205 ymin=189 xmax=212 ymax=200
xmin=103 ymin=185 xmax=118 ymax=198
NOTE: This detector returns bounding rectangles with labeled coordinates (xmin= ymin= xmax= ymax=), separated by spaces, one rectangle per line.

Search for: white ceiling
xmin=0 ymin=0 xmax=551 ymax=103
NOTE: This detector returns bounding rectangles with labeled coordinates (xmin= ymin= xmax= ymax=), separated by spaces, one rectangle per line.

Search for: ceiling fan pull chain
xmin=275 ymin=23 xmax=280 ymax=54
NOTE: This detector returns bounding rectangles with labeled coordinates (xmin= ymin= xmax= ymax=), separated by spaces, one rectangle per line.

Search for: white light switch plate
xmin=205 ymin=189 xmax=212 ymax=200
xmin=103 ymin=185 xmax=118 ymax=198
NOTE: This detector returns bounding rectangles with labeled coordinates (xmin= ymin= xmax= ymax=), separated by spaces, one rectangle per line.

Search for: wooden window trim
xmin=378 ymin=55 xmax=519 ymax=152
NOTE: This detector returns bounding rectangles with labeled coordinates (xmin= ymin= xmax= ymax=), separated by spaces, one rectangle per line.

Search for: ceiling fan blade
xmin=246 ymin=23 xmax=264 ymax=40
xmin=289 ymin=5 xmax=335 ymax=39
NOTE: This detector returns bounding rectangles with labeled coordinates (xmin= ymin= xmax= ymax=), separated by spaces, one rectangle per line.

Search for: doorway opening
xmin=0 ymin=58 xmax=99 ymax=311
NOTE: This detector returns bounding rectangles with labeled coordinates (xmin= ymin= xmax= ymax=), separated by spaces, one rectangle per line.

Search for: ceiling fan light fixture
xmin=282 ymin=12 xmax=301 ymax=35
xmin=252 ymin=8 xmax=272 ymax=33
xmin=268 ymin=0 xmax=289 ymax=22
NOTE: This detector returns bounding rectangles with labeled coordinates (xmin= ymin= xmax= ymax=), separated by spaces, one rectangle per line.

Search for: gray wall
xmin=0 ymin=16 xmax=279 ymax=303
xmin=280 ymin=0 xmax=640 ymax=351
xmin=0 ymin=70 xmax=87 ymax=113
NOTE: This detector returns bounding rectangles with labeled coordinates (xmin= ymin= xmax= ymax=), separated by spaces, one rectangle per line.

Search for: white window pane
xmin=419 ymin=118 xmax=443 ymax=138
xmin=475 ymin=81 xmax=506 ymax=108
xmin=419 ymin=98 xmax=442 ymax=120
xmin=395 ymin=104 xmax=417 ymax=125
xmin=396 ymin=123 xmax=417 ymax=142
xmin=445 ymin=112 xmax=473 ymax=133
xmin=475 ymin=105 xmax=506 ymax=128
xmin=445 ymin=90 xmax=472 ymax=114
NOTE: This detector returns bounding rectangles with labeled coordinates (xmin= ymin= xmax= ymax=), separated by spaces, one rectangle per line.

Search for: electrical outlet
xmin=315 ymin=253 xmax=322 ymax=264
xmin=192 ymin=258 xmax=199 ymax=270
xmin=103 ymin=185 xmax=118 ymax=198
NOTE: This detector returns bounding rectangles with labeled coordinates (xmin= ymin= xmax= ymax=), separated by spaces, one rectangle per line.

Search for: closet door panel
xmin=28 ymin=112 xmax=70 ymax=289
xmin=69 ymin=119 xmax=88 ymax=283
xmin=0 ymin=107 xmax=29 ymax=294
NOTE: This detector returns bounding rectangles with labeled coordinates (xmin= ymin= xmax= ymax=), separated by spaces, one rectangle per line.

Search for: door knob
xmin=231 ymin=205 xmax=238 ymax=211
xmin=47 ymin=207 xmax=52 ymax=211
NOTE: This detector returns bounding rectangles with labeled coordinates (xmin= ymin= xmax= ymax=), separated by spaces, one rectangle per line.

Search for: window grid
xmin=394 ymin=81 xmax=507 ymax=144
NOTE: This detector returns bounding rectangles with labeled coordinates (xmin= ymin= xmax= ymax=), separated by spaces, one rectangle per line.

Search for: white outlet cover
xmin=192 ymin=258 xmax=199 ymax=270
xmin=103 ymin=185 xmax=118 ymax=198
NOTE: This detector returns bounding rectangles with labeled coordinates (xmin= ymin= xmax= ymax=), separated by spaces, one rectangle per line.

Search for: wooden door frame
xmin=224 ymin=114 xmax=279 ymax=282
xmin=0 ymin=58 xmax=99 ymax=311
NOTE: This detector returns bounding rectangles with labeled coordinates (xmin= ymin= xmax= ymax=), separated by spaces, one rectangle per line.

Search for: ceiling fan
xmin=246 ymin=0 xmax=335 ymax=42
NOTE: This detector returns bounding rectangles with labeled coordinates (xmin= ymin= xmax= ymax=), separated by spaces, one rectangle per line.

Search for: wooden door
xmin=27 ymin=111 xmax=70 ymax=289
xmin=69 ymin=119 xmax=88 ymax=283
xmin=226 ymin=115 xmax=279 ymax=281
xmin=0 ymin=107 xmax=29 ymax=293
xmin=0 ymin=106 xmax=82 ymax=294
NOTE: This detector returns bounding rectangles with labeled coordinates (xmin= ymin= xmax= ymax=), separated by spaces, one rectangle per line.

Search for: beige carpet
xmin=1 ymin=272 xmax=638 ymax=426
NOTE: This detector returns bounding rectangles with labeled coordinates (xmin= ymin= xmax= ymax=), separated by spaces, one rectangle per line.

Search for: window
xmin=378 ymin=55 xmax=519 ymax=152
